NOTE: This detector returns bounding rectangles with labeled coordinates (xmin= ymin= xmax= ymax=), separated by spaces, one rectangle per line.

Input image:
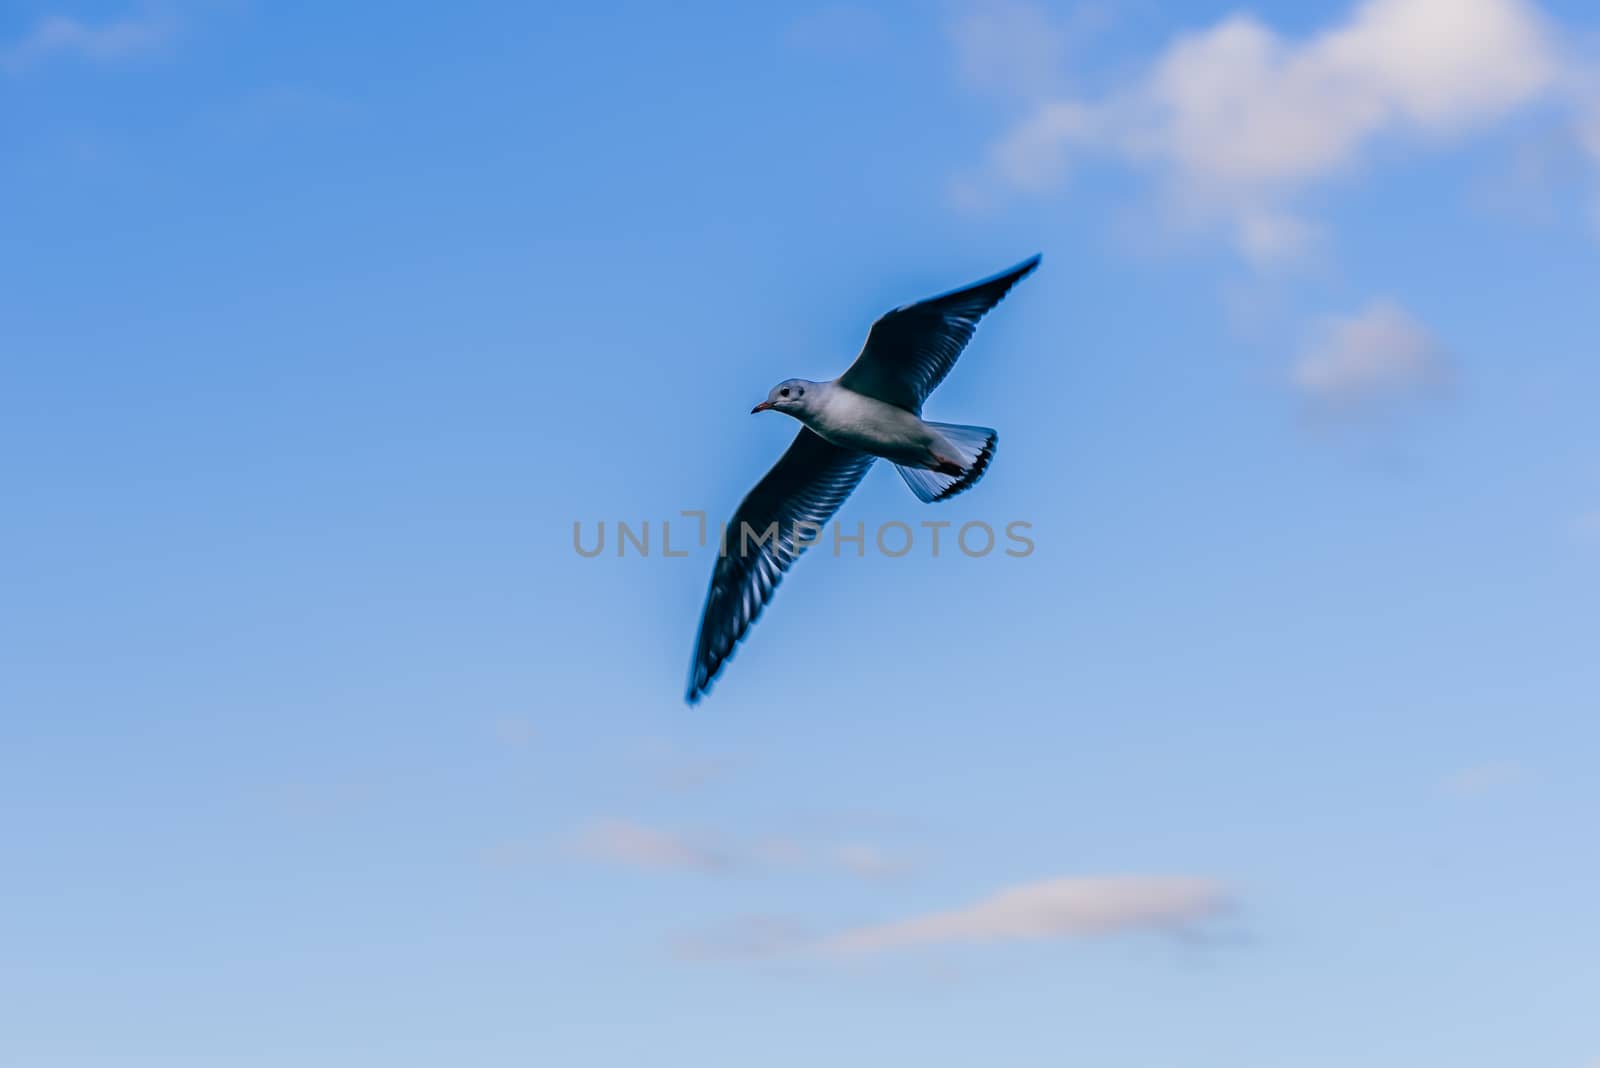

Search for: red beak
xmin=751 ymin=401 xmax=774 ymax=413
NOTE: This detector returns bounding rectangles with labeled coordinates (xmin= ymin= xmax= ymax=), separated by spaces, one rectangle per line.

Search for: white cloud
xmin=818 ymin=875 xmax=1231 ymax=955
xmin=2 ymin=10 xmax=176 ymax=74
xmin=962 ymin=0 xmax=1589 ymax=263
xmin=1235 ymin=208 xmax=1325 ymax=266
xmin=1291 ymin=299 xmax=1447 ymax=404
xmin=672 ymin=875 xmax=1232 ymax=962
xmin=989 ymin=99 xmax=1094 ymax=191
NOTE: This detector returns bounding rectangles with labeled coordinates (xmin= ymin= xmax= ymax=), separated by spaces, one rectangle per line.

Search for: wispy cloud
xmin=1292 ymin=300 xmax=1449 ymax=407
xmin=956 ymin=0 xmax=1596 ymax=265
xmin=2 ymin=8 xmax=177 ymax=75
xmin=679 ymin=875 xmax=1233 ymax=960
xmin=818 ymin=875 xmax=1232 ymax=955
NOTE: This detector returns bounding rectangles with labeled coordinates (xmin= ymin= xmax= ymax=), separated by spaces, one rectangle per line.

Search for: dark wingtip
xmin=931 ymin=431 xmax=998 ymax=503
xmin=979 ymin=254 xmax=1040 ymax=284
xmin=1007 ymin=253 xmax=1042 ymax=281
xmin=685 ymin=663 xmax=712 ymax=705
xmin=962 ymin=254 xmax=1040 ymax=305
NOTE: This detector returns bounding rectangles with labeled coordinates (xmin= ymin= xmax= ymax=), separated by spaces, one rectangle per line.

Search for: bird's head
xmin=751 ymin=378 xmax=815 ymax=417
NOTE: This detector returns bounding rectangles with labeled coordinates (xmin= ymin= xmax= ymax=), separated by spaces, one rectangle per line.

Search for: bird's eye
xmin=780 ymin=388 xmax=790 ymax=397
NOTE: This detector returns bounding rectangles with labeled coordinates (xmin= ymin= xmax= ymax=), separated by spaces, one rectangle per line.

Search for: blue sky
xmin=3 ymin=1 xmax=1598 ymax=1065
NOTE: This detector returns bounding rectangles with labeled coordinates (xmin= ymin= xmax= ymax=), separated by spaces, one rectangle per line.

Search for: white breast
xmin=805 ymin=384 xmax=934 ymax=465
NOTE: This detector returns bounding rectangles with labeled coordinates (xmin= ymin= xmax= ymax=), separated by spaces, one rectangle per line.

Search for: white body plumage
xmin=796 ymin=381 xmax=946 ymax=468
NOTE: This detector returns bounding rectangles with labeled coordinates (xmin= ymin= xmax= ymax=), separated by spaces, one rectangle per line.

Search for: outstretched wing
xmin=838 ymin=255 xmax=1040 ymax=414
xmin=686 ymin=429 xmax=874 ymax=704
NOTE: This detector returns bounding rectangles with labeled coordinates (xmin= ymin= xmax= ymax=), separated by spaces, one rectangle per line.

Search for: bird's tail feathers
xmin=894 ymin=423 xmax=998 ymax=503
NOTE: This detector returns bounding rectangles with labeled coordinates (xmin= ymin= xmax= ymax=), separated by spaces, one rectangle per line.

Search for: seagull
xmin=685 ymin=255 xmax=1040 ymax=704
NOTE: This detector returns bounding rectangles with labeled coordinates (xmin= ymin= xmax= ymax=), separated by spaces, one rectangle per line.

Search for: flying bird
xmin=686 ymin=255 xmax=1040 ymax=704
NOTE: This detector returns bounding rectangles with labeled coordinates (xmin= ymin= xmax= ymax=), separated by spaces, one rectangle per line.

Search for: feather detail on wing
xmin=837 ymin=255 xmax=1039 ymax=414
xmin=686 ymin=429 xmax=874 ymax=704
